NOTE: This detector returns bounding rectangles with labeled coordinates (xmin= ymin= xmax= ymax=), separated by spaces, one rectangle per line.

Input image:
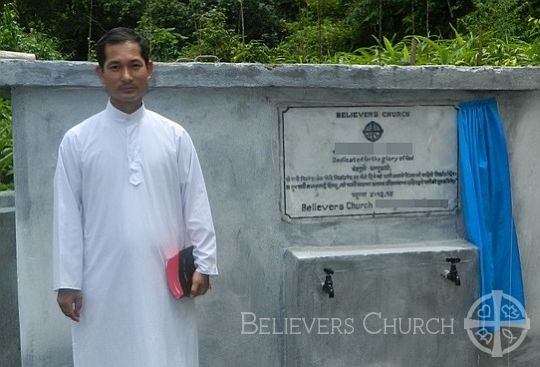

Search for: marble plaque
xmin=281 ymin=105 xmax=458 ymax=219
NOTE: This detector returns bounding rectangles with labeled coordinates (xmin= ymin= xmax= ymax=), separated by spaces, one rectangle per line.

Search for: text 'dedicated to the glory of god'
xmin=281 ymin=105 xmax=458 ymax=219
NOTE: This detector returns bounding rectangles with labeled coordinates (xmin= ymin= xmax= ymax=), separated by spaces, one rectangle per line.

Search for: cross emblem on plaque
xmin=363 ymin=121 xmax=384 ymax=142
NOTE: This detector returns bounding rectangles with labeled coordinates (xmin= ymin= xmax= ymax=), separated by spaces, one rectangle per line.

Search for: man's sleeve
xmin=178 ymin=132 xmax=218 ymax=276
xmin=52 ymin=133 xmax=85 ymax=290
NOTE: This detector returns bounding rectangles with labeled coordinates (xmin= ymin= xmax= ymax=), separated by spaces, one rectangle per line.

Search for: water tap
xmin=441 ymin=257 xmax=461 ymax=286
xmin=322 ymin=268 xmax=335 ymax=298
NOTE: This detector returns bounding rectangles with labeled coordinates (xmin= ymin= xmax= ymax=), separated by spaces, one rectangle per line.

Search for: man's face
xmin=96 ymin=41 xmax=153 ymax=113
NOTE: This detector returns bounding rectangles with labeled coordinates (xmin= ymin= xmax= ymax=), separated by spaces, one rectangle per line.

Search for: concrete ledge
xmin=1 ymin=60 xmax=540 ymax=90
xmin=0 ymin=191 xmax=15 ymax=208
xmin=0 ymin=51 xmax=36 ymax=60
xmin=285 ymin=239 xmax=478 ymax=264
xmin=286 ymin=239 xmax=476 ymax=259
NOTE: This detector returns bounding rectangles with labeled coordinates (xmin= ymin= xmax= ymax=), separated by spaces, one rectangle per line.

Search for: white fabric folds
xmin=53 ymin=101 xmax=218 ymax=367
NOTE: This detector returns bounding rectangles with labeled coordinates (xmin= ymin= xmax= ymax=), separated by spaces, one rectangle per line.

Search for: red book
xmin=166 ymin=246 xmax=196 ymax=299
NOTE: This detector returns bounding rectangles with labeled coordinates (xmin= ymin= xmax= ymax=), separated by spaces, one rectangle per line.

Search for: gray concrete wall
xmin=493 ymin=94 xmax=540 ymax=367
xmin=1 ymin=61 xmax=540 ymax=366
xmin=283 ymin=240 xmax=479 ymax=367
xmin=0 ymin=191 xmax=21 ymax=367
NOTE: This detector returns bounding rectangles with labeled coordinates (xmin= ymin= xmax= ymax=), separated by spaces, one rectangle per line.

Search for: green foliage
xmin=461 ymin=0 xmax=526 ymax=39
xmin=0 ymin=2 xmax=63 ymax=59
xmin=133 ymin=0 xmax=195 ymax=59
xmin=136 ymin=15 xmax=187 ymax=62
xmin=0 ymin=99 xmax=13 ymax=191
xmin=211 ymin=0 xmax=283 ymax=45
xmin=0 ymin=2 xmax=62 ymax=190
xmin=324 ymin=29 xmax=540 ymax=67
xmin=231 ymin=40 xmax=274 ymax=63
xmin=279 ymin=18 xmax=353 ymax=62
xmin=4 ymin=0 xmax=540 ymax=189
xmin=305 ymin=0 xmax=343 ymax=19
xmin=344 ymin=0 xmax=473 ymax=46
xmin=183 ymin=9 xmax=241 ymax=62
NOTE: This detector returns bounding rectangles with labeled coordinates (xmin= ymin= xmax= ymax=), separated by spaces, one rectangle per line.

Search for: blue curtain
xmin=458 ymin=98 xmax=525 ymax=312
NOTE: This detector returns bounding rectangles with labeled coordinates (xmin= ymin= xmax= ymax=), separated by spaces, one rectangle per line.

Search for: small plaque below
xmin=281 ymin=105 xmax=458 ymax=219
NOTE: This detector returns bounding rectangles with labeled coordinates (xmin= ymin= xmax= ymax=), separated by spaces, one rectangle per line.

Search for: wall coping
xmin=1 ymin=60 xmax=540 ymax=91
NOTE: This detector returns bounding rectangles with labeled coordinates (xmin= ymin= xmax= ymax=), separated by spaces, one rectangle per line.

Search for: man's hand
xmin=190 ymin=271 xmax=210 ymax=298
xmin=57 ymin=288 xmax=83 ymax=322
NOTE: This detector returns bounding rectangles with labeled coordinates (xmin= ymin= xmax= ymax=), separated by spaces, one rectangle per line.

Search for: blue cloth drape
xmin=458 ymin=98 xmax=525 ymax=312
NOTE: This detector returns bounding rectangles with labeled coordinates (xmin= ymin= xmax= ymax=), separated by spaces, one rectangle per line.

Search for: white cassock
xmin=53 ymin=101 xmax=218 ymax=367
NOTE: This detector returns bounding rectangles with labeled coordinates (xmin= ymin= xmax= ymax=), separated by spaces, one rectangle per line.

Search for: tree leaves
xmin=0 ymin=99 xmax=13 ymax=190
xmin=0 ymin=3 xmax=63 ymax=60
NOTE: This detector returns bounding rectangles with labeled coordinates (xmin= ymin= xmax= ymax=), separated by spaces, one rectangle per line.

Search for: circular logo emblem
xmin=464 ymin=290 xmax=530 ymax=357
xmin=363 ymin=121 xmax=383 ymax=142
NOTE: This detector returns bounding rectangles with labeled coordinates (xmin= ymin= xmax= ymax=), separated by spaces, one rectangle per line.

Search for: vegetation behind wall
xmin=2 ymin=0 xmax=540 ymax=189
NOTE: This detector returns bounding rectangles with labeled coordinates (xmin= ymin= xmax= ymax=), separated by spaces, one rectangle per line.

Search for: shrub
xmin=0 ymin=99 xmax=13 ymax=191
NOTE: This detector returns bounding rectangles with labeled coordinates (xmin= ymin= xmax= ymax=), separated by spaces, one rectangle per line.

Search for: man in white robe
xmin=53 ymin=27 xmax=218 ymax=367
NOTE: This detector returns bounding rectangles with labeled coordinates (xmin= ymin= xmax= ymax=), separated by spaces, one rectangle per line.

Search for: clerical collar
xmin=105 ymin=100 xmax=146 ymax=125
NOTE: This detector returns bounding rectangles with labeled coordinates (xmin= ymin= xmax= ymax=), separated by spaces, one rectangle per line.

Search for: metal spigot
xmin=322 ymin=268 xmax=335 ymax=298
xmin=441 ymin=257 xmax=461 ymax=286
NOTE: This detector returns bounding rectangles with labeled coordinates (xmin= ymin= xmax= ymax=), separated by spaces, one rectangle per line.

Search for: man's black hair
xmin=95 ymin=27 xmax=150 ymax=68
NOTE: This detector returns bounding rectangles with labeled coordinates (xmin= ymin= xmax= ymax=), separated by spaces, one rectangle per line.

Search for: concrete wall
xmin=494 ymin=94 xmax=540 ymax=367
xmin=2 ymin=61 xmax=540 ymax=366
xmin=283 ymin=240 xmax=479 ymax=367
xmin=0 ymin=191 xmax=21 ymax=367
